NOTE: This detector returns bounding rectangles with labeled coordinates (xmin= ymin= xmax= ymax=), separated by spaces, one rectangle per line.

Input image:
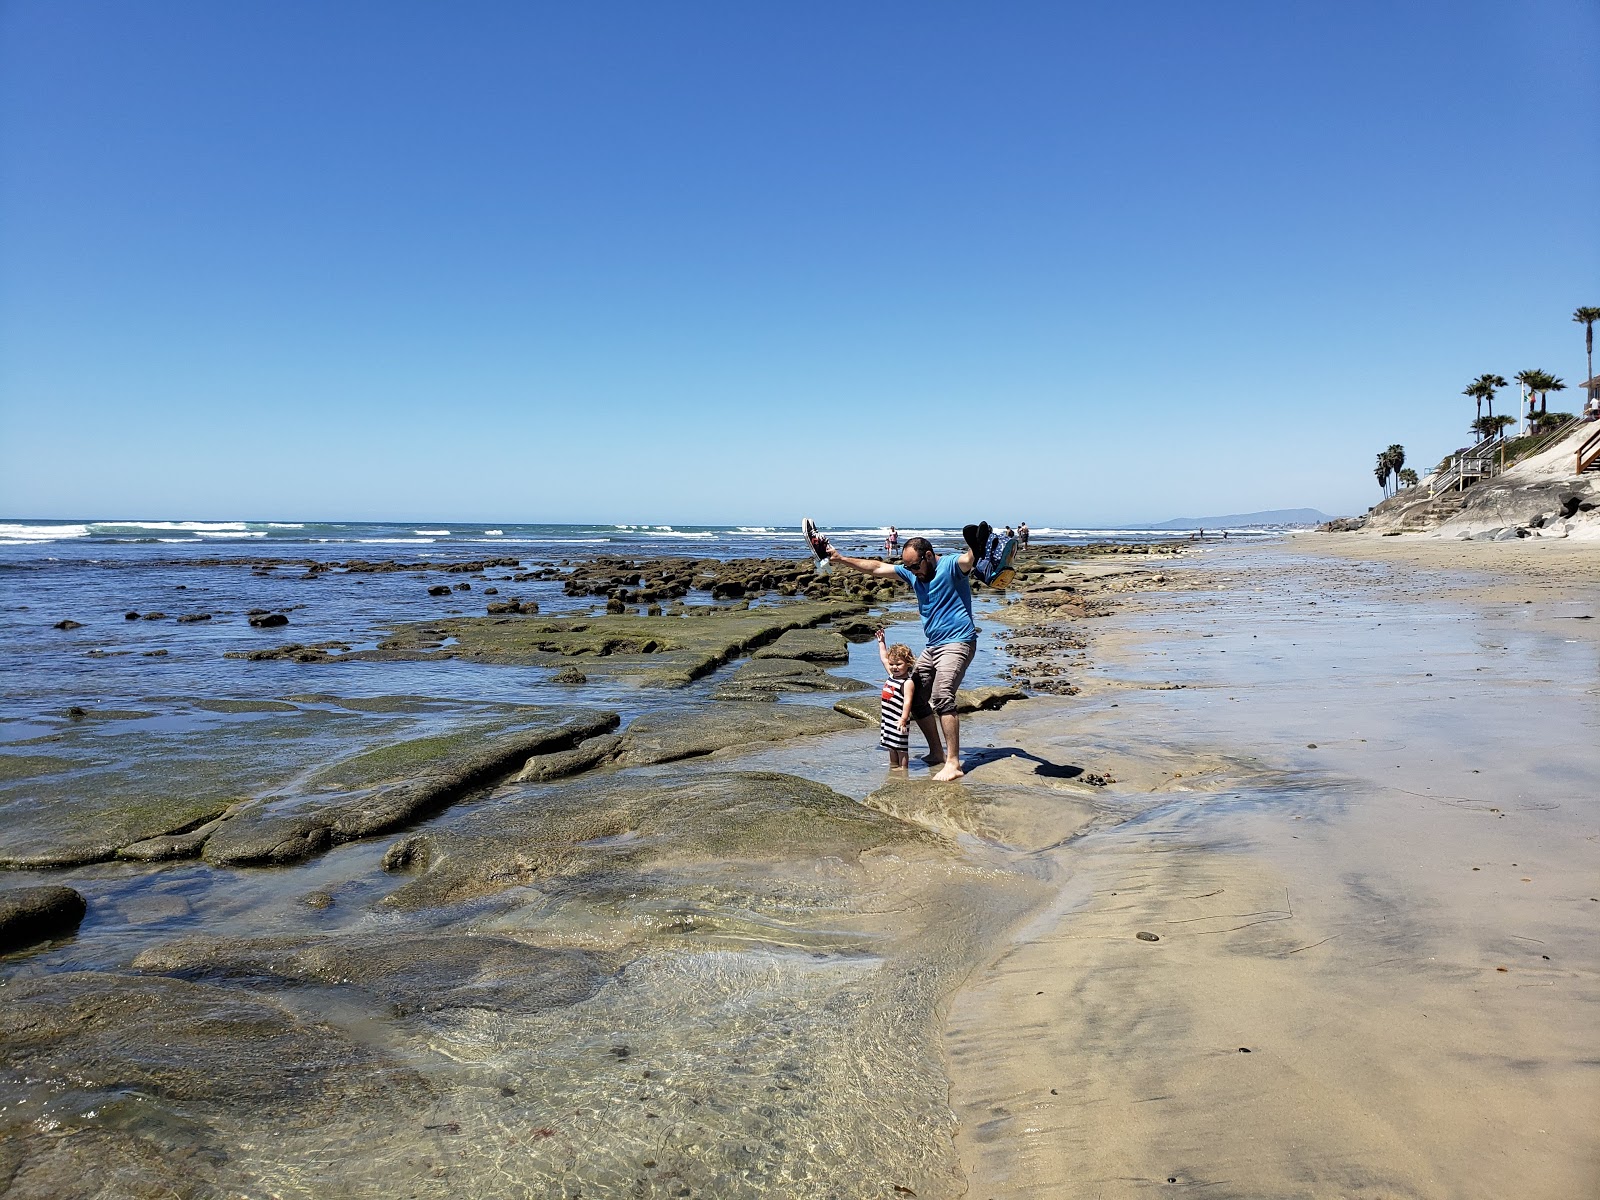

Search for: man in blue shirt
xmin=827 ymin=535 xmax=978 ymax=781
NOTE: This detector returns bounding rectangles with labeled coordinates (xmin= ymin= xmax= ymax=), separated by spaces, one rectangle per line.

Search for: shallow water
xmin=1 ymin=527 xmax=1051 ymax=1198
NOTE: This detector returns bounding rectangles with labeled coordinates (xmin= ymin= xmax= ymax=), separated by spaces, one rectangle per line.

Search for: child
xmin=875 ymin=629 xmax=916 ymax=769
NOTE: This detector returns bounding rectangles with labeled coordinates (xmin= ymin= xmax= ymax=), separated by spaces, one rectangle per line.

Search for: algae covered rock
xmin=710 ymin=657 xmax=869 ymax=701
xmin=0 ymin=885 xmax=87 ymax=954
xmin=349 ymin=599 xmax=866 ymax=687
xmin=610 ymin=704 xmax=857 ymax=767
xmin=749 ymin=628 xmax=850 ymax=663
xmin=203 ymin=708 xmax=621 ymax=866
xmin=383 ymin=769 xmax=928 ymax=909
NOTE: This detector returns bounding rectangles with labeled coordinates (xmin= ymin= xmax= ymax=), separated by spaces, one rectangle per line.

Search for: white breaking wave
xmin=0 ymin=523 xmax=91 ymax=541
xmin=194 ymin=529 xmax=266 ymax=537
xmin=266 ymin=522 xmax=305 ymax=529
xmin=484 ymin=529 xmax=504 ymax=535
xmin=414 ymin=529 xmax=451 ymax=536
xmin=734 ymin=527 xmax=777 ymax=533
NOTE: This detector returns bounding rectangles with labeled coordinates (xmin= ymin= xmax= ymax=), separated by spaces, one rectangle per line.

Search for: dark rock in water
xmin=483 ymin=587 xmax=498 ymax=595
xmin=141 ymin=611 xmax=168 ymax=620
xmin=176 ymin=613 xmax=212 ymax=623
xmin=487 ymin=597 xmax=538 ymax=615
xmin=552 ymin=665 xmax=588 ymax=684
xmin=202 ymin=709 xmax=622 ymax=866
xmin=605 ymin=596 xmax=627 ymax=614
xmin=751 ymin=628 xmax=850 ymax=663
xmin=248 ymin=612 xmax=289 ymax=628
xmin=0 ymin=885 xmax=87 ymax=953
xmin=382 ymin=769 xmax=930 ymax=909
xmin=124 ymin=611 xmax=140 ymax=620
xmin=66 ymin=706 xmax=88 ymax=719
xmin=52 ymin=619 xmax=83 ymax=630
xmin=427 ymin=585 xmax=452 ymax=596
xmin=831 ymin=617 xmax=883 ymax=643
xmin=455 ymin=582 xmax=471 ymax=591
xmin=142 ymin=649 xmax=168 ymax=657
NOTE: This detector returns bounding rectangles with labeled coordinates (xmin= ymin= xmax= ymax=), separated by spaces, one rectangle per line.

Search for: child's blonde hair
xmin=886 ymin=643 xmax=915 ymax=670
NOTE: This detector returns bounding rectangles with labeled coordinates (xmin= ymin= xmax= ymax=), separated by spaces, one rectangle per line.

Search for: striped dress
xmin=879 ymin=676 xmax=911 ymax=751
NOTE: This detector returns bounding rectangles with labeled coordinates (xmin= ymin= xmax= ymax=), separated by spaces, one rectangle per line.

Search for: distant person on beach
xmin=1018 ymin=522 xmax=1029 ymax=549
xmin=827 ymin=532 xmax=980 ymax=782
xmin=874 ymin=630 xmax=916 ymax=770
xmin=1003 ymin=525 xmax=1015 ymax=540
xmin=885 ymin=526 xmax=900 ymax=554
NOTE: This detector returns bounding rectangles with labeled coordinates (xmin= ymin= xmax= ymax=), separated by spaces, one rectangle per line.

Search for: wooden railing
xmin=1578 ymin=424 xmax=1600 ymax=474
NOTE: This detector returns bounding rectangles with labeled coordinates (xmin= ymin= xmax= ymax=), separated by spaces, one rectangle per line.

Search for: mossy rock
xmin=202 ymin=709 xmax=621 ymax=867
xmin=710 ymin=657 xmax=869 ymax=701
xmin=382 ymin=769 xmax=932 ymax=909
xmin=344 ymin=600 xmax=865 ymax=688
xmin=749 ymin=628 xmax=850 ymax=663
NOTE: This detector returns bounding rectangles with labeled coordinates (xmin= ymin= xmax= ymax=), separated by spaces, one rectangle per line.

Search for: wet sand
xmin=943 ymin=539 xmax=1600 ymax=1197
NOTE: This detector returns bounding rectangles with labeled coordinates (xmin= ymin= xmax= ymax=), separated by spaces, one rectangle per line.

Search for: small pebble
xmin=1136 ymin=931 xmax=1160 ymax=942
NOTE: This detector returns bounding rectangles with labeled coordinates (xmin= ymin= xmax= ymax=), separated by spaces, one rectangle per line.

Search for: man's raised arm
xmin=827 ymin=547 xmax=901 ymax=579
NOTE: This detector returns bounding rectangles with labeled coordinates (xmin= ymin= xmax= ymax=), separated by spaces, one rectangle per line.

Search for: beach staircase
xmin=1394 ymin=491 xmax=1471 ymax=532
xmin=1431 ymin=432 xmax=1504 ymax=496
xmin=1578 ymin=425 xmax=1600 ymax=474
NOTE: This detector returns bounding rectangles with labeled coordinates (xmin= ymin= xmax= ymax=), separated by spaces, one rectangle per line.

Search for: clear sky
xmin=2 ymin=1 xmax=1596 ymax=526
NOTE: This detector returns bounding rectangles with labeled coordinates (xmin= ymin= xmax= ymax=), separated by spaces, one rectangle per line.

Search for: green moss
xmin=191 ymin=699 xmax=302 ymax=714
xmin=0 ymin=754 xmax=79 ymax=782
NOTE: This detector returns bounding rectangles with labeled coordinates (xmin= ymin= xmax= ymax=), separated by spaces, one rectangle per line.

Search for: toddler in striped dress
xmin=875 ymin=630 xmax=917 ymax=769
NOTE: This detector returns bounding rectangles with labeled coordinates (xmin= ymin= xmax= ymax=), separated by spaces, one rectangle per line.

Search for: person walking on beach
xmin=825 ymin=534 xmax=979 ymax=782
xmin=884 ymin=526 xmax=900 ymax=555
xmin=1018 ymin=521 xmax=1029 ymax=550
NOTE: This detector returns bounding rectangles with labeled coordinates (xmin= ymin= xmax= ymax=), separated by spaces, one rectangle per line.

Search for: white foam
xmin=414 ymin=529 xmax=451 ymax=536
xmin=266 ymin=522 xmax=305 ymax=529
xmin=194 ymin=529 xmax=266 ymax=538
xmin=0 ymin=523 xmax=91 ymax=541
xmin=484 ymin=529 xmax=504 ymax=536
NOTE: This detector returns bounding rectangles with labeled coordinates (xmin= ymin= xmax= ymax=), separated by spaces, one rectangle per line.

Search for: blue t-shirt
xmin=895 ymin=553 xmax=978 ymax=646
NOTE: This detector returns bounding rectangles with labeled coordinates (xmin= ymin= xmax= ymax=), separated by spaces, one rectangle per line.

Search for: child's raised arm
xmin=875 ymin=628 xmax=892 ymax=672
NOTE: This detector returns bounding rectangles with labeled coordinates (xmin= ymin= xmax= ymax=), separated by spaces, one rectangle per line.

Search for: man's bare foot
xmin=932 ymin=762 xmax=965 ymax=782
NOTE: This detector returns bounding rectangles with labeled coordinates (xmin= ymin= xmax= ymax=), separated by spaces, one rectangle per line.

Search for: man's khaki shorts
xmin=909 ymin=639 xmax=976 ymax=718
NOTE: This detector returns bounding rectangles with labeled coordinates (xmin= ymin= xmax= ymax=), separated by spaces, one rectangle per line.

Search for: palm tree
xmin=1510 ymin=371 xmax=1561 ymax=422
xmin=1477 ymin=373 xmax=1508 ymax=419
xmin=1574 ymin=307 xmax=1600 ymax=384
xmin=1374 ymin=453 xmax=1392 ymax=497
xmin=1464 ymin=378 xmax=1489 ymax=424
xmin=1385 ymin=444 xmax=1406 ymax=484
xmin=1398 ymin=467 xmax=1419 ymax=489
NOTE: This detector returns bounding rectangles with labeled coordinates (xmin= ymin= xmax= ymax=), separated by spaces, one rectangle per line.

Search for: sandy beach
xmin=943 ymin=536 xmax=1599 ymax=1198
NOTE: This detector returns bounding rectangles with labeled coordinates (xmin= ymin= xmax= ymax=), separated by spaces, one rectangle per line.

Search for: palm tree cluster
xmin=1374 ymin=444 xmax=1406 ymax=496
xmin=1370 ymin=306 xmax=1596 ymax=496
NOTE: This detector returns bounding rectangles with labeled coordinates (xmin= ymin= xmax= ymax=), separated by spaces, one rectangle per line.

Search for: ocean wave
xmin=89 ymin=520 xmax=248 ymax=532
xmin=266 ymin=522 xmax=305 ymax=529
xmin=0 ymin=523 xmax=91 ymax=541
xmin=194 ymin=529 xmax=267 ymax=538
xmin=484 ymin=529 xmax=504 ymax=536
xmin=413 ymin=529 xmax=451 ymax=536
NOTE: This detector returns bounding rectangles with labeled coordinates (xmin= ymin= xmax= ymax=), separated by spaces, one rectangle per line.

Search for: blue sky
xmin=2 ymin=1 xmax=1596 ymax=525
